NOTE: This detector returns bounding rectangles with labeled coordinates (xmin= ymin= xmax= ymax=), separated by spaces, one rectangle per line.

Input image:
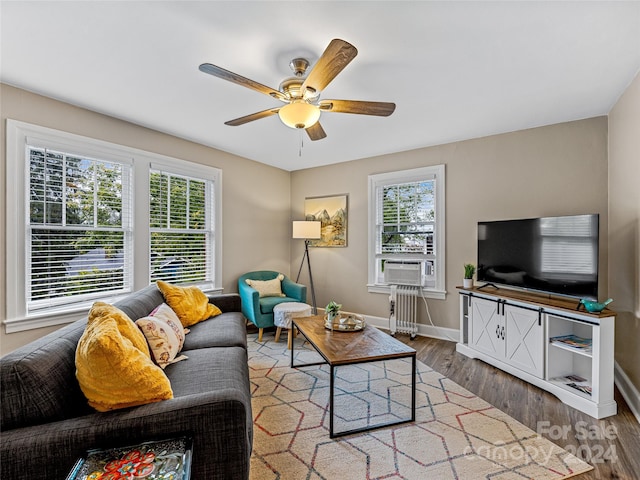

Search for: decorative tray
xmin=324 ymin=313 xmax=366 ymax=332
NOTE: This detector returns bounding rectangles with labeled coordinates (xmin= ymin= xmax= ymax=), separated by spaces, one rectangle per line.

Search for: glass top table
xmin=292 ymin=315 xmax=416 ymax=438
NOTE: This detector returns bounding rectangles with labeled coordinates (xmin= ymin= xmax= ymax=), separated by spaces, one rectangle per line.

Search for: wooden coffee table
xmin=291 ymin=315 xmax=416 ymax=438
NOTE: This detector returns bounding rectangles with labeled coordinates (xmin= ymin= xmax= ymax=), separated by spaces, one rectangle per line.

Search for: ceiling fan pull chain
xmin=299 ymin=129 xmax=304 ymax=157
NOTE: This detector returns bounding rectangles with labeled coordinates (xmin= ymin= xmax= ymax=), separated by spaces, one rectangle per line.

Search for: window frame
xmin=367 ymin=165 xmax=446 ymax=299
xmin=5 ymin=120 xmax=222 ymax=333
xmin=26 ymin=145 xmax=134 ymax=312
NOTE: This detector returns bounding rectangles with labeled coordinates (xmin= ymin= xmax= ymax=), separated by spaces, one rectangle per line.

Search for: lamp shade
xmin=278 ymin=101 xmax=321 ymax=129
xmin=292 ymin=221 xmax=321 ymax=239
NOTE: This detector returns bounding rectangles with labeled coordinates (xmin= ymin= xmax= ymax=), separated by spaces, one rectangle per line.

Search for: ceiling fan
xmin=198 ymin=39 xmax=396 ymax=141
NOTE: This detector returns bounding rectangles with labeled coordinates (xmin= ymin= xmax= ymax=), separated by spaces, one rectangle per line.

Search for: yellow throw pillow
xmin=156 ymin=280 xmax=221 ymax=327
xmin=136 ymin=303 xmax=188 ymax=369
xmin=245 ymin=274 xmax=285 ymax=297
xmin=75 ymin=302 xmax=173 ymax=412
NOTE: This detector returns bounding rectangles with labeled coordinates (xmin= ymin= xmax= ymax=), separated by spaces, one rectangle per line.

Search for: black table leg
xmin=330 ymin=365 xmax=335 ymax=437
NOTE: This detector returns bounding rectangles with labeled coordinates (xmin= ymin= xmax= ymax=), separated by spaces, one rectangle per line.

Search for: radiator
xmin=389 ymin=284 xmax=419 ymax=339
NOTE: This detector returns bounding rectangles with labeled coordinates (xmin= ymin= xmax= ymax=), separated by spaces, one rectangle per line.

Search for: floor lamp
xmin=293 ymin=221 xmax=321 ymax=314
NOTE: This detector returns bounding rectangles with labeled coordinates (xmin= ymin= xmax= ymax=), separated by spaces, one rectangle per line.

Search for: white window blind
xmin=149 ymin=169 xmax=214 ymax=285
xmin=377 ymin=180 xmax=436 ymax=256
xmin=27 ymin=146 xmax=132 ymax=311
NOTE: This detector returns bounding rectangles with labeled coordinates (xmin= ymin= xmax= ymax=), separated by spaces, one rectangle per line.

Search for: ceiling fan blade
xmin=199 ymin=63 xmax=287 ymax=102
xmin=301 ymin=39 xmax=358 ymax=94
xmin=224 ymin=108 xmax=281 ymax=126
xmin=306 ymin=122 xmax=327 ymax=141
xmin=319 ymin=99 xmax=396 ymax=117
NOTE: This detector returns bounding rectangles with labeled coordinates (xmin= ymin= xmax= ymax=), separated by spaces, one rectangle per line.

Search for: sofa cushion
xmin=76 ymin=303 xmax=173 ymax=412
xmin=157 ymin=280 xmax=221 ymax=327
xmin=0 ymin=320 xmax=91 ymax=431
xmin=136 ymin=303 xmax=188 ymax=369
xmin=165 ymin=346 xmax=249 ymax=398
xmin=182 ymin=312 xmax=247 ymax=351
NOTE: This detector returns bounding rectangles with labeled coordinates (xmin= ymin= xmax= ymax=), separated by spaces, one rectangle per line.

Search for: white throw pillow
xmin=136 ymin=303 xmax=188 ymax=369
xmin=245 ymin=274 xmax=285 ymax=297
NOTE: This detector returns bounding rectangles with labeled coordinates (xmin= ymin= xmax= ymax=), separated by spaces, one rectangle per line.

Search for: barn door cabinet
xmin=457 ymin=287 xmax=616 ymax=419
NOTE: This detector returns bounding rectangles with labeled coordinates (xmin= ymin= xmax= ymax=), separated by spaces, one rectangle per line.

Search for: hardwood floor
xmin=397 ymin=333 xmax=640 ymax=480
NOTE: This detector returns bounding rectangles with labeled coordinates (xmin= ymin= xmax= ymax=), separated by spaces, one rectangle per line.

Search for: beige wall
xmin=609 ymin=72 xmax=640 ymax=390
xmin=0 ymin=84 xmax=292 ymax=355
xmin=291 ymin=117 xmax=609 ymax=333
xmin=0 ymin=84 xmax=618 ymax=364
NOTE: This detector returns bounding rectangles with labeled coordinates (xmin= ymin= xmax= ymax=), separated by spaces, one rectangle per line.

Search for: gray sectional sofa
xmin=0 ymin=284 xmax=252 ymax=479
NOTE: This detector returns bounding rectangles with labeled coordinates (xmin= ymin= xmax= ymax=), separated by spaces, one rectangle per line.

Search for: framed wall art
xmin=304 ymin=194 xmax=348 ymax=247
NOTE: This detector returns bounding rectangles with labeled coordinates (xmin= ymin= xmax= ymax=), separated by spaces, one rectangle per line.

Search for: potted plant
xmin=325 ymin=300 xmax=342 ymax=321
xmin=463 ymin=263 xmax=475 ymax=289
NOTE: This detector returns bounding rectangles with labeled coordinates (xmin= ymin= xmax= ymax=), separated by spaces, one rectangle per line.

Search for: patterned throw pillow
xmin=136 ymin=303 xmax=188 ymax=369
xmin=75 ymin=302 xmax=173 ymax=412
xmin=156 ymin=280 xmax=222 ymax=327
xmin=245 ymin=274 xmax=285 ymax=297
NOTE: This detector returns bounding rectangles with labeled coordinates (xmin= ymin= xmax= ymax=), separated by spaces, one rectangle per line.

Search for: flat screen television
xmin=477 ymin=214 xmax=599 ymax=300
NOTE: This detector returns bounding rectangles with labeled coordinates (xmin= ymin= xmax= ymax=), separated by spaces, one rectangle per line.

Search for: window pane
xmin=29 ymin=149 xmax=46 ymax=224
xmin=189 ymin=180 xmax=206 ymax=229
xmin=169 ymin=176 xmax=188 ymax=229
xmin=96 ymin=162 xmax=123 ymax=227
xmin=65 ymin=156 xmax=94 ymax=225
xmin=149 ymin=172 xmax=168 ymax=228
xmin=30 ymin=229 xmax=125 ymax=304
xmin=379 ymin=180 xmax=435 ymax=255
xmin=150 ymin=232 xmax=208 ymax=283
xmin=31 ymin=150 xmax=64 ymax=225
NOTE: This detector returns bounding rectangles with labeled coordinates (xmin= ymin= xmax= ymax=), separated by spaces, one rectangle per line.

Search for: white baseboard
xmin=363 ymin=313 xmax=460 ymax=343
xmin=614 ymin=362 xmax=640 ymax=424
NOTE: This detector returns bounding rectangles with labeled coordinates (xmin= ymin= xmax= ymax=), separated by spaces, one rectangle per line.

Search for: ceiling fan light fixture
xmin=278 ymin=101 xmax=320 ymax=129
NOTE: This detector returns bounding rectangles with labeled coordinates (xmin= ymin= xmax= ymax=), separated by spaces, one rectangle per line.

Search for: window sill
xmin=4 ymin=309 xmax=88 ymax=333
xmin=4 ymin=286 xmax=225 ymax=334
xmin=367 ymin=284 xmax=447 ymax=300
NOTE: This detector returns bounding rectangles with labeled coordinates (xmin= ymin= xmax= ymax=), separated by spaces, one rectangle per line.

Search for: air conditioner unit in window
xmin=383 ymin=261 xmax=423 ymax=286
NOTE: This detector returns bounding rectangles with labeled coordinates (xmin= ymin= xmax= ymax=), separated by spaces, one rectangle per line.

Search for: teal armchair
xmin=238 ymin=271 xmax=307 ymax=341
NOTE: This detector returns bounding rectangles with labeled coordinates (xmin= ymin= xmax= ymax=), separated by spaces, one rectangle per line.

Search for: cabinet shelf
xmin=549 ymin=336 xmax=593 ymax=358
xmin=548 ymin=378 xmax=592 ymax=398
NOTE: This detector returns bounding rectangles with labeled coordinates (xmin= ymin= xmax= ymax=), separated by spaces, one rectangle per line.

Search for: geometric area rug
xmin=247 ymin=333 xmax=593 ymax=480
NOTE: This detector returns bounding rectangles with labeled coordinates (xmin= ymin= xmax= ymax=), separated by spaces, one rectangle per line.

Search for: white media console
xmin=457 ymin=286 xmax=616 ymax=419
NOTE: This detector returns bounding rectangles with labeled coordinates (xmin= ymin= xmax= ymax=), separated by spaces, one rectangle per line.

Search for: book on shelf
xmin=550 ymin=334 xmax=592 ymax=353
xmin=550 ymin=374 xmax=592 ymax=396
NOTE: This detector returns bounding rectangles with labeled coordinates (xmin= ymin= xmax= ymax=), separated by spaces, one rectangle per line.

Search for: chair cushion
xmin=75 ymin=302 xmax=173 ymax=412
xmin=259 ymin=296 xmax=302 ymax=314
xmin=156 ymin=280 xmax=221 ymax=327
xmin=245 ymin=274 xmax=285 ymax=297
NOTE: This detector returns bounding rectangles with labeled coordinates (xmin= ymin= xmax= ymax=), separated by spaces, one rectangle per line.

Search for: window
xmin=5 ymin=120 xmax=221 ymax=332
xmin=27 ymin=147 xmax=132 ymax=312
xmin=368 ymin=165 xmax=445 ymax=298
xmin=149 ymin=169 xmax=215 ymax=284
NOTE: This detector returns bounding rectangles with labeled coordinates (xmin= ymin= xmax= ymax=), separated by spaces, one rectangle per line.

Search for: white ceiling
xmin=2 ymin=1 xmax=639 ymax=172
